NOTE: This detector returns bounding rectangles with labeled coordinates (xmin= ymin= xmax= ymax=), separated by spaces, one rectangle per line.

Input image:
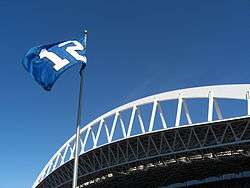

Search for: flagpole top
xmin=84 ymin=30 xmax=88 ymax=34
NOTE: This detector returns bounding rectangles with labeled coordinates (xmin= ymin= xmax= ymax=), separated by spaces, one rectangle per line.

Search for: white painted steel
xmin=33 ymin=84 xmax=250 ymax=188
xmin=175 ymin=97 xmax=183 ymax=127
xmin=149 ymin=101 xmax=158 ymax=132
xmin=214 ymin=98 xmax=223 ymax=120
xmin=247 ymin=91 xmax=250 ymax=115
xmin=208 ymin=91 xmax=213 ymax=122
xmin=183 ymin=99 xmax=192 ymax=124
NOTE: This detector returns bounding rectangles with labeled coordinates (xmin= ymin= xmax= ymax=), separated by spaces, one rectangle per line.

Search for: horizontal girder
xmin=37 ymin=117 xmax=250 ymax=188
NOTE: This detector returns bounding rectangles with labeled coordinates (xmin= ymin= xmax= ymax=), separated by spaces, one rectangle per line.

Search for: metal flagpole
xmin=72 ymin=30 xmax=87 ymax=188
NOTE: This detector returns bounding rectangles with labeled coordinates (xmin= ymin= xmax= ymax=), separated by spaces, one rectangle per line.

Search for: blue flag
xmin=22 ymin=38 xmax=87 ymax=91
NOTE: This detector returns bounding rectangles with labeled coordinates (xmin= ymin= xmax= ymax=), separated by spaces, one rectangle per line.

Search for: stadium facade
xmin=33 ymin=84 xmax=250 ymax=188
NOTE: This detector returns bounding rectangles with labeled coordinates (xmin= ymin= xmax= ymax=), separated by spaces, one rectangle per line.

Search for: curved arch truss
xmin=33 ymin=84 xmax=250 ymax=188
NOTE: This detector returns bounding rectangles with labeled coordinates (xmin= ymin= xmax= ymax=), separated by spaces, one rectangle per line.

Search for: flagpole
xmin=72 ymin=30 xmax=87 ymax=188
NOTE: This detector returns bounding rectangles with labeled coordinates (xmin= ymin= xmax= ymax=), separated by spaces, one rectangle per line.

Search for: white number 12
xmin=39 ymin=41 xmax=86 ymax=71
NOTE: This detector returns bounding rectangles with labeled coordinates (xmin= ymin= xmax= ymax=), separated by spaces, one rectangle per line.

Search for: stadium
xmin=33 ymin=84 xmax=250 ymax=188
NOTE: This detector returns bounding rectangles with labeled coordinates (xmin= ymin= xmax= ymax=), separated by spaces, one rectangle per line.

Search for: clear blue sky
xmin=0 ymin=0 xmax=249 ymax=187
